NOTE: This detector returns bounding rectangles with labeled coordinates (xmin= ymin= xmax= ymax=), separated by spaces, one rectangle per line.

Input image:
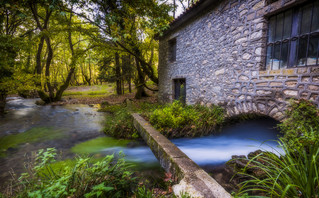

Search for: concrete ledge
xmin=132 ymin=113 xmax=231 ymax=198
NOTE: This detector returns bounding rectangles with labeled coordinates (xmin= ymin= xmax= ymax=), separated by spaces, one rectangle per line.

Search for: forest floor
xmin=51 ymin=84 xmax=157 ymax=106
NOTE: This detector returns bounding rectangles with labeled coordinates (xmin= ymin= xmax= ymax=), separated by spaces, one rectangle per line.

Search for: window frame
xmin=266 ymin=0 xmax=319 ymax=70
xmin=173 ymin=78 xmax=186 ymax=103
xmin=168 ymin=38 xmax=177 ymax=62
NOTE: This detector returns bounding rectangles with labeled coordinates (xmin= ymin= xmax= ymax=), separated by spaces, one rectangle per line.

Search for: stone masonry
xmin=158 ymin=0 xmax=319 ymax=121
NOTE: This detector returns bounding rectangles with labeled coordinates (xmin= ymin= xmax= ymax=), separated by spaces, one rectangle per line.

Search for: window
xmin=266 ymin=0 xmax=319 ymax=69
xmin=168 ymin=38 xmax=176 ymax=62
xmin=174 ymin=78 xmax=186 ymax=103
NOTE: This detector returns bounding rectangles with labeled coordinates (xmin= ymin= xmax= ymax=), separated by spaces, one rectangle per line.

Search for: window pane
xmin=300 ymin=4 xmax=312 ymax=34
xmin=312 ymin=1 xmax=319 ymax=32
xmin=266 ymin=45 xmax=273 ymax=69
xmin=307 ymin=35 xmax=319 ymax=65
xmin=268 ymin=17 xmax=276 ymax=42
xmin=283 ymin=10 xmax=292 ymax=39
xmin=281 ymin=42 xmax=289 ymax=68
xmin=297 ymin=37 xmax=308 ymax=66
xmin=273 ymin=44 xmax=281 ymax=69
xmin=275 ymin=13 xmax=284 ymax=41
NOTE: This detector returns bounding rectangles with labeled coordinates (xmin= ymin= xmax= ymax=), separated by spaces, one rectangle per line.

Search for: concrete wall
xmin=158 ymin=0 xmax=319 ymax=121
xmin=132 ymin=113 xmax=231 ymax=198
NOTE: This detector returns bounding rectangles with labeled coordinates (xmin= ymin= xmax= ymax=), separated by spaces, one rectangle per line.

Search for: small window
xmin=174 ymin=78 xmax=186 ymax=103
xmin=168 ymin=38 xmax=176 ymax=62
xmin=266 ymin=0 xmax=319 ymax=69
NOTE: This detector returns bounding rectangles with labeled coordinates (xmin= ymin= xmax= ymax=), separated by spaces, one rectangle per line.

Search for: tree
xmin=27 ymin=0 xmax=98 ymax=103
xmin=72 ymin=0 xmax=172 ymax=98
xmin=0 ymin=0 xmax=32 ymax=114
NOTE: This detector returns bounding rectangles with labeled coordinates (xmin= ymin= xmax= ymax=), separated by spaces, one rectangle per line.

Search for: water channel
xmin=0 ymin=97 xmax=280 ymax=187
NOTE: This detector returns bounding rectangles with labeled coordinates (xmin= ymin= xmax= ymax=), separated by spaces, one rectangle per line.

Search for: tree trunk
xmin=44 ymin=36 xmax=54 ymax=101
xmin=128 ymin=78 xmax=132 ymax=93
xmin=0 ymin=90 xmax=7 ymax=116
xmin=134 ymin=57 xmax=148 ymax=99
xmin=55 ymin=67 xmax=75 ymax=101
xmin=115 ymin=52 xmax=122 ymax=95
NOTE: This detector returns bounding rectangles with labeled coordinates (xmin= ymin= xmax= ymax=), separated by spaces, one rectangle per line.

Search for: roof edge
xmin=161 ymin=0 xmax=222 ymax=38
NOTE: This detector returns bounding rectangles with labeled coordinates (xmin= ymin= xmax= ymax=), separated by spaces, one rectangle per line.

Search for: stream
xmin=0 ymin=97 xmax=280 ymax=187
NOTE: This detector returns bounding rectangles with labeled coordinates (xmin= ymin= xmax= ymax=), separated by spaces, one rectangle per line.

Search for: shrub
xmin=278 ymin=99 xmax=319 ymax=149
xmin=103 ymin=104 xmax=139 ymax=139
xmin=7 ymin=148 xmax=136 ymax=198
xmin=100 ymin=102 xmax=163 ymax=139
xmin=236 ymin=137 xmax=319 ymax=197
xmin=149 ymin=101 xmax=224 ymax=137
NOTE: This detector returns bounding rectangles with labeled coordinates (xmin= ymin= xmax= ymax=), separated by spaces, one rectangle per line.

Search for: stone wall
xmin=158 ymin=0 xmax=319 ymax=121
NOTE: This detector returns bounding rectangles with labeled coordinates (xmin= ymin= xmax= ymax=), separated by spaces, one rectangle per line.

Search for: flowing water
xmin=0 ymin=97 xmax=280 ymax=187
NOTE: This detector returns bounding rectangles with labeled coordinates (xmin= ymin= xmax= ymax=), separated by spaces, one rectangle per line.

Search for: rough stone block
xmin=313 ymin=76 xmax=319 ymax=82
xmin=308 ymin=85 xmax=319 ymax=91
xmin=256 ymin=82 xmax=268 ymax=86
xmin=239 ymin=75 xmax=249 ymax=81
xmin=310 ymin=93 xmax=319 ymax=101
xmin=285 ymin=80 xmax=297 ymax=88
xmin=297 ymin=68 xmax=308 ymax=74
xmin=242 ymin=53 xmax=252 ymax=60
xmin=302 ymin=76 xmax=310 ymax=82
xmin=256 ymin=90 xmax=272 ymax=95
xmin=215 ymin=68 xmax=225 ymax=76
xmin=282 ymin=69 xmax=295 ymax=75
xmin=270 ymin=82 xmax=282 ymax=86
xmin=283 ymin=90 xmax=298 ymax=97
xmin=252 ymin=1 xmax=264 ymax=10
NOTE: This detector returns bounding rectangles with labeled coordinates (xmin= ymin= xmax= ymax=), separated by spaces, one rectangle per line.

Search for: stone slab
xmin=132 ymin=113 xmax=231 ymax=198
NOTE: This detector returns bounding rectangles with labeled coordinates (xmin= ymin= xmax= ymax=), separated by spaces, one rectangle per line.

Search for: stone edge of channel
xmin=132 ymin=113 xmax=232 ymax=198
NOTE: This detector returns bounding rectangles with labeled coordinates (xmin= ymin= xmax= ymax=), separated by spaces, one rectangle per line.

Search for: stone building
xmin=158 ymin=0 xmax=319 ymax=120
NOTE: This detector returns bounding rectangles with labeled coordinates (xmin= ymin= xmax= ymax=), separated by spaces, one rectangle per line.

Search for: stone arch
xmin=223 ymin=100 xmax=287 ymax=121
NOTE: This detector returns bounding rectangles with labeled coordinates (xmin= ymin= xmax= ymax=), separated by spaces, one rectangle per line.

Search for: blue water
xmin=0 ymin=97 xmax=280 ymax=185
xmin=101 ymin=118 xmax=280 ymax=165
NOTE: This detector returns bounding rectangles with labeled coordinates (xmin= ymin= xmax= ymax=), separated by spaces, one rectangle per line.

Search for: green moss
xmin=71 ymin=137 xmax=131 ymax=154
xmin=0 ymin=127 xmax=64 ymax=156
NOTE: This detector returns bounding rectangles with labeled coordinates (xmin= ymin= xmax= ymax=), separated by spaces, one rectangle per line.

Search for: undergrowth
xmin=100 ymin=101 xmax=162 ymax=139
xmin=278 ymin=99 xmax=319 ymax=149
xmin=3 ymin=148 xmax=137 ymax=198
xmin=149 ymin=101 xmax=225 ymax=138
xmin=234 ymin=99 xmax=319 ymax=197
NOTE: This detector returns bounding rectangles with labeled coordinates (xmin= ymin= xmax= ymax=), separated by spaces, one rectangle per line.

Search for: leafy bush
xmin=150 ymin=101 xmax=224 ymax=137
xmin=102 ymin=104 xmax=139 ymax=139
xmin=278 ymin=99 xmax=319 ymax=149
xmin=7 ymin=148 xmax=136 ymax=198
xmin=100 ymin=102 xmax=163 ymax=139
xmin=236 ymin=137 xmax=319 ymax=197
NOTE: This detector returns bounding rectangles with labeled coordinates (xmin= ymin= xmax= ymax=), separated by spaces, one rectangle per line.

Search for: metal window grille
xmin=266 ymin=0 xmax=319 ymax=69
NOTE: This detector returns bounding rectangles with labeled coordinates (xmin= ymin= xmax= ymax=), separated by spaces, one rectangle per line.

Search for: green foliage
xmin=0 ymin=127 xmax=64 ymax=156
xmin=10 ymin=148 xmax=136 ymax=198
xmin=100 ymin=102 xmax=162 ymax=139
xmin=103 ymin=104 xmax=139 ymax=139
xmin=135 ymin=186 xmax=153 ymax=198
xmin=278 ymin=99 xmax=319 ymax=149
xmin=71 ymin=137 xmax=131 ymax=154
xmin=149 ymin=101 xmax=225 ymax=137
xmin=236 ymin=138 xmax=319 ymax=197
